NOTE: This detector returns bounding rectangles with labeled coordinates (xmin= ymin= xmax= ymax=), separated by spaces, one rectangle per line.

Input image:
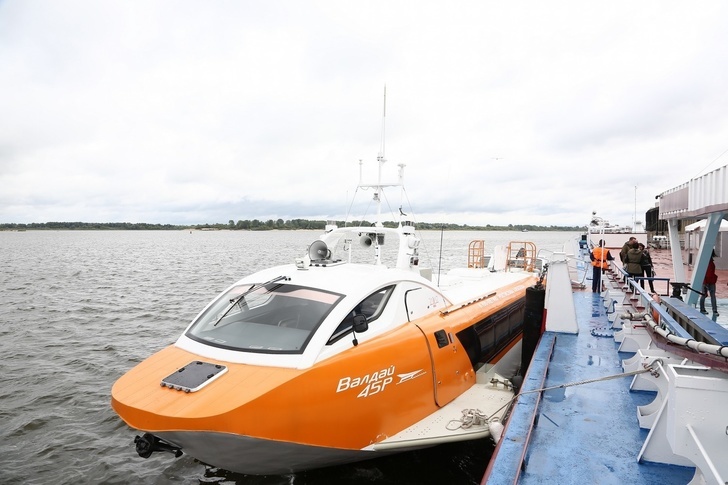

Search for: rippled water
xmin=0 ymin=230 xmax=576 ymax=485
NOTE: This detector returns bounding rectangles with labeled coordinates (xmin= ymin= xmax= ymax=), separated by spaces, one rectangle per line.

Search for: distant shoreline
xmin=0 ymin=221 xmax=585 ymax=232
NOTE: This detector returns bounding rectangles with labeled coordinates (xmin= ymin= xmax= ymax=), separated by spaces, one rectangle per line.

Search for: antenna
xmin=379 ymin=85 xmax=386 ymax=161
xmin=634 ymin=185 xmax=637 ymax=229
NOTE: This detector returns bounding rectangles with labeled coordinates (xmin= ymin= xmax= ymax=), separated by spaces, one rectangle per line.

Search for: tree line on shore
xmin=0 ymin=220 xmax=584 ymax=232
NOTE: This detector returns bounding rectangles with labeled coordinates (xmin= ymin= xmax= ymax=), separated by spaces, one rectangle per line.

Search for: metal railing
xmin=612 ymin=263 xmax=728 ymax=345
xmin=610 ymin=263 xmax=672 ymax=297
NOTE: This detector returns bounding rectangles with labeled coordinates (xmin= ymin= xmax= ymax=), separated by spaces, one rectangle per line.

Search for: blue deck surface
xmin=485 ymin=291 xmax=695 ymax=484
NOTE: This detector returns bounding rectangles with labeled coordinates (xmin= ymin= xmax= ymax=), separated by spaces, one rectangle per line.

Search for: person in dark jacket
xmin=700 ymin=251 xmax=718 ymax=315
xmin=620 ymin=236 xmax=637 ymax=264
xmin=590 ymin=239 xmax=614 ymax=293
xmin=620 ymin=236 xmax=638 ymax=282
xmin=638 ymin=243 xmax=656 ymax=293
xmin=623 ymin=241 xmax=644 ymax=283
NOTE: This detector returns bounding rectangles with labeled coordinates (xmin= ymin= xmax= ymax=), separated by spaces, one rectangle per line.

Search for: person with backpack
xmin=638 ymin=243 xmax=656 ymax=294
xmin=623 ymin=241 xmax=645 ymax=284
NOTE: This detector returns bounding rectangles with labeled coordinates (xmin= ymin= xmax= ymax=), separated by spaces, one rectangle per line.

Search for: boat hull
xmin=154 ymin=430 xmax=388 ymax=475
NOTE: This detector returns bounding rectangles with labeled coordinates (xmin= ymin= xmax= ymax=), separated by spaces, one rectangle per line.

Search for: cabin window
xmin=186 ymin=282 xmax=343 ymax=354
xmin=455 ymin=299 xmax=525 ymax=369
xmin=327 ymin=285 xmax=395 ymax=345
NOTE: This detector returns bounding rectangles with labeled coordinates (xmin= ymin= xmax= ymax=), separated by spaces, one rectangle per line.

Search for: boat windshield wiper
xmin=212 ymin=275 xmax=288 ymax=327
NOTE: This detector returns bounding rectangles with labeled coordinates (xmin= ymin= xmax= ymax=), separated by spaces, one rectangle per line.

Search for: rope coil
xmin=447 ymin=408 xmax=491 ymax=430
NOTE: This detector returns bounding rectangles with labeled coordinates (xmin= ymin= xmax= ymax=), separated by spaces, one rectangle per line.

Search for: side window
xmin=327 ymin=285 xmax=395 ymax=344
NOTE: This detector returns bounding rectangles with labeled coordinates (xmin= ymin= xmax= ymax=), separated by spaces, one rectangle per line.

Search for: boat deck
xmin=483 ymin=290 xmax=696 ymax=484
xmin=371 ymin=368 xmax=514 ymax=452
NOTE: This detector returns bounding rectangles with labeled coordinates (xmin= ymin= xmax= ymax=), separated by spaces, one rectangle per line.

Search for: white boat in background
xmin=583 ymin=211 xmax=647 ymax=250
xmin=111 ymin=156 xmax=548 ymax=475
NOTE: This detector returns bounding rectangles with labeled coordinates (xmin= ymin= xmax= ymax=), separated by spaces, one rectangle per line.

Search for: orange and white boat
xmin=111 ymin=160 xmax=544 ymax=475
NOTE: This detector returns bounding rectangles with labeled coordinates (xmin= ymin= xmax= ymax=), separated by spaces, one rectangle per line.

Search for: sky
xmin=2 ymin=1 xmax=728 ymax=227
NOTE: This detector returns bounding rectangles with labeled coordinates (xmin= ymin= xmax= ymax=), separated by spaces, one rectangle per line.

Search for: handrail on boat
xmin=506 ymin=241 xmax=537 ymax=272
xmin=617 ymin=274 xmax=692 ymax=340
xmin=612 ymin=263 xmax=728 ymax=348
xmin=468 ymin=240 xmax=486 ymax=268
xmin=544 ymin=248 xmax=587 ymax=289
xmin=610 ymin=262 xmax=672 ymax=297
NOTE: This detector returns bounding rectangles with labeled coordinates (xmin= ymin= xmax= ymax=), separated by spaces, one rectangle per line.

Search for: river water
xmin=0 ymin=229 xmax=576 ymax=485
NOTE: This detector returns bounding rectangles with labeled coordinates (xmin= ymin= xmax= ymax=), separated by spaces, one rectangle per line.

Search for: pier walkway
xmin=483 ymin=286 xmax=695 ymax=484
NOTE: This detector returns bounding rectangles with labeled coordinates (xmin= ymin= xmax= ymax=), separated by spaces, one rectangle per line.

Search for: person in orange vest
xmin=590 ymin=239 xmax=614 ymax=293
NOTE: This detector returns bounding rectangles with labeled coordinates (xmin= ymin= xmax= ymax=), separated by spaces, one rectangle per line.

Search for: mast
xmin=356 ymin=86 xmax=405 ymax=226
xmin=375 ymin=85 xmax=386 ymax=225
xmin=379 ymin=85 xmax=386 ymax=162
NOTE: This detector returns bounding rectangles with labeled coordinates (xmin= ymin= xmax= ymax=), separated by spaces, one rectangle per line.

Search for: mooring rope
xmin=520 ymin=360 xmax=661 ymax=396
xmin=446 ymin=360 xmax=661 ymax=431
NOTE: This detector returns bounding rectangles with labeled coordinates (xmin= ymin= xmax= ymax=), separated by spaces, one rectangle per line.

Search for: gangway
xmin=657 ymin=163 xmax=728 ymax=305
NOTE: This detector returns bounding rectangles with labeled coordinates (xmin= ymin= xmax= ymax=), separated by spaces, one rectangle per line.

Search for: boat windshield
xmin=186 ymin=282 xmax=343 ymax=354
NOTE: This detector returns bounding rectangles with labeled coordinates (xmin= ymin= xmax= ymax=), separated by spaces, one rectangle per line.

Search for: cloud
xmin=2 ymin=0 xmax=728 ymax=227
